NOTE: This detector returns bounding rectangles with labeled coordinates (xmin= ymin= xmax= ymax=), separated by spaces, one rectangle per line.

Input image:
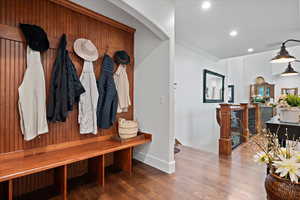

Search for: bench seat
xmin=0 ymin=133 xmax=151 ymax=200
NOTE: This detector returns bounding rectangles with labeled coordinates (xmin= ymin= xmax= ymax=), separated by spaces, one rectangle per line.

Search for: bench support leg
xmin=54 ymin=165 xmax=67 ymax=200
xmin=114 ymin=147 xmax=133 ymax=175
xmin=0 ymin=180 xmax=13 ymax=200
xmin=8 ymin=180 xmax=13 ymax=200
xmin=88 ymin=155 xmax=105 ymax=187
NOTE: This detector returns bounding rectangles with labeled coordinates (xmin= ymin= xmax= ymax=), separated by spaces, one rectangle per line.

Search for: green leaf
xmin=286 ymin=95 xmax=300 ymax=107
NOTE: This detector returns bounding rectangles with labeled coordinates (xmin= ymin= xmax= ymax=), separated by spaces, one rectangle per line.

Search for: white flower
xmin=254 ymin=152 xmax=269 ymax=165
xmin=279 ymin=148 xmax=295 ymax=158
xmin=294 ymin=153 xmax=300 ymax=162
xmin=273 ymin=156 xmax=300 ymax=183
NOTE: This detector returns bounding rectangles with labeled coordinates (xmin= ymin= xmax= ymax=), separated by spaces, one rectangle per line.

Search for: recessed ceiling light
xmin=248 ymin=48 xmax=254 ymax=52
xmin=229 ymin=30 xmax=238 ymax=37
xmin=201 ymin=1 xmax=211 ymax=10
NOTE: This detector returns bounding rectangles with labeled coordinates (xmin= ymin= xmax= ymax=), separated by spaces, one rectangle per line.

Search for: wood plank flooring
xmin=28 ymin=140 xmax=267 ymax=200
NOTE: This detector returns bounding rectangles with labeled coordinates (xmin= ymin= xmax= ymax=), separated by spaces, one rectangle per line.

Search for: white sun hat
xmin=74 ymin=38 xmax=99 ymax=62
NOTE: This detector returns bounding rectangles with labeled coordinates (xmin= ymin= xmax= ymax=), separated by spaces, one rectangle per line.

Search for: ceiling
xmin=176 ymin=0 xmax=300 ymax=59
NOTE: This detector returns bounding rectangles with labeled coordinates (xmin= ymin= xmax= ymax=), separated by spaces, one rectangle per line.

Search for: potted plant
xmin=277 ymin=94 xmax=300 ymax=123
xmin=254 ymin=131 xmax=300 ymax=200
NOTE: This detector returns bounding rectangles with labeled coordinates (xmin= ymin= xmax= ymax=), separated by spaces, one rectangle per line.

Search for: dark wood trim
xmin=217 ymin=103 xmax=265 ymax=156
xmin=0 ymin=135 xmax=113 ymax=160
xmin=144 ymin=133 xmax=152 ymax=141
xmin=88 ymin=155 xmax=105 ymax=187
xmin=240 ymin=103 xmax=249 ymax=142
xmin=219 ymin=104 xmax=231 ymax=156
xmin=0 ymin=24 xmax=126 ymax=53
xmin=114 ymin=147 xmax=133 ymax=176
xmin=0 ymin=24 xmax=24 ymax=43
xmin=203 ymin=69 xmax=225 ymax=103
xmin=216 ymin=108 xmax=221 ymax=125
xmin=0 ymin=0 xmax=136 ymax=196
xmin=0 ymin=133 xmax=151 ymax=199
xmin=54 ymin=165 xmax=67 ymax=200
xmin=228 ymin=85 xmax=234 ymax=103
xmin=219 ymin=138 xmax=231 ymax=157
xmin=253 ymin=103 xmax=262 ymax=133
xmin=0 ymin=180 xmax=13 ymax=200
xmin=0 ymin=133 xmax=151 ymax=183
xmin=49 ymin=0 xmax=136 ymax=33
xmin=8 ymin=180 xmax=13 ymax=200
xmin=0 ymin=24 xmax=75 ymax=50
xmin=99 ymin=155 xmax=105 ymax=187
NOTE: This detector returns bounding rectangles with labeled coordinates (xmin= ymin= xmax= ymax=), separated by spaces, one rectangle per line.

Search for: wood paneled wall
xmin=0 ymin=0 xmax=134 ymax=195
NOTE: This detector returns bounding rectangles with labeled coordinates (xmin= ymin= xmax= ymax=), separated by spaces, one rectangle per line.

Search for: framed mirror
xmin=203 ymin=69 xmax=225 ymax=103
xmin=281 ymin=88 xmax=298 ymax=95
xmin=228 ymin=85 xmax=234 ymax=103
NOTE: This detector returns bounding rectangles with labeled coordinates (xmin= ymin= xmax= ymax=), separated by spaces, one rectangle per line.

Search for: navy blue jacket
xmin=47 ymin=34 xmax=85 ymax=122
xmin=96 ymin=55 xmax=118 ymax=129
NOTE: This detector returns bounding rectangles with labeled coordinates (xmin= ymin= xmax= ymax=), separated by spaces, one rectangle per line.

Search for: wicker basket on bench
xmin=118 ymin=118 xmax=139 ymax=139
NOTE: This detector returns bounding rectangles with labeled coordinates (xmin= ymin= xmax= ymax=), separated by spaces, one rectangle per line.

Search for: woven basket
xmin=118 ymin=118 xmax=138 ymax=139
xmin=265 ymin=173 xmax=300 ymax=200
xmin=278 ymin=108 xmax=300 ymax=123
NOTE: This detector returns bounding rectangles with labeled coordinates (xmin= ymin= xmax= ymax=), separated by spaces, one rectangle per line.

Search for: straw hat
xmin=74 ymin=38 xmax=99 ymax=61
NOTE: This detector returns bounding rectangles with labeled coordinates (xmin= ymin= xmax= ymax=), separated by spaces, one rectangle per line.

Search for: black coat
xmin=96 ymin=54 xmax=118 ymax=129
xmin=47 ymin=34 xmax=85 ymax=122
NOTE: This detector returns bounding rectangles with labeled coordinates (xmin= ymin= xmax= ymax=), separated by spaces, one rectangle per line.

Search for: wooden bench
xmin=0 ymin=133 xmax=151 ymax=200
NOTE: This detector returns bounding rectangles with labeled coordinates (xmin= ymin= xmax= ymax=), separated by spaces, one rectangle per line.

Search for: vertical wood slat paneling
xmin=0 ymin=0 xmax=134 ymax=196
xmin=5 ymin=40 xmax=9 ymax=151
xmin=0 ymin=39 xmax=5 ymax=153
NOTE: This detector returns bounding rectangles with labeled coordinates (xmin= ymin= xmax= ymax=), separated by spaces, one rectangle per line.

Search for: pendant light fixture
xmin=281 ymin=62 xmax=299 ymax=77
xmin=270 ymin=39 xmax=300 ymax=63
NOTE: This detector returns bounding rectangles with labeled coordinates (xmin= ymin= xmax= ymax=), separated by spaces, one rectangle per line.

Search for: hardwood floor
xmin=25 ymin=140 xmax=266 ymax=200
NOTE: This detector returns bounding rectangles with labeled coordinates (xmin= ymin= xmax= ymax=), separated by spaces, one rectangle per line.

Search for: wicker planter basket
xmin=265 ymin=173 xmax=300 ymax=200
xmin=278 ymin=107 xmax=300 ymax=123
xmin=118 ymin=118 xmax=138 ymax=139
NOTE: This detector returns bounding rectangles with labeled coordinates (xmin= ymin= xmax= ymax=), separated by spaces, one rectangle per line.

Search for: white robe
xmin=18 ymin=47 xmax=48 ymax=141
xmin=78 ymin=60 xmax=99 ymax=134
xmin=114 ymin=64 xmax=131 ymax=113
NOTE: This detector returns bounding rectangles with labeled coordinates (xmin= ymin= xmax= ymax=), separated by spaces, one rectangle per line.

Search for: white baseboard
xmin=134 ymin=152 xmax=175 ymax=174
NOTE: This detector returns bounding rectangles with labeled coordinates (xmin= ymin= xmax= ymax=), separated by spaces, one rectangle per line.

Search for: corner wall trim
xmin=134 ymin=152 xmax=175 ymax=174
xmin=50 ymin=0 xmax=136 ymax=33
xmin=107 ymin=0 xmax=169 ymax=40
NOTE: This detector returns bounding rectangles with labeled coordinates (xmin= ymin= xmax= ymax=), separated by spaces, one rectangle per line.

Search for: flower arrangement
xmin=275 ymin=94 xmax=300 ymax=123
xmin=254 ymin=131 xmax=300 ymax=183
xmin=277 ymin=94 xmax=300 ymax=109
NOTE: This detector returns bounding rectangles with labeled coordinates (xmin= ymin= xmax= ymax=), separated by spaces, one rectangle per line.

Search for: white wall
xmin=70 ymin=0 xmax=175 ymax=173
xmin=175 ymin=43 xmax=227 ymax=153
xmin=175 ymin=42 xmax=300 ymax=154
xmin=275 ymin=75 xmax=300 ymax=96
xmin=226 ymin=57 xmax=245 ymax=103
xmin=107 ymin=0 xmax=174 ymax=40
xmin=224 ymin=51 xmax=274 ymax=102
xmin=223 ymin=46 xmax=300 ymax=102
xmin=272 ymin=46 xmax=300 ymax=97
xmin=119 ymin=0 xmax=174 ymax=37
